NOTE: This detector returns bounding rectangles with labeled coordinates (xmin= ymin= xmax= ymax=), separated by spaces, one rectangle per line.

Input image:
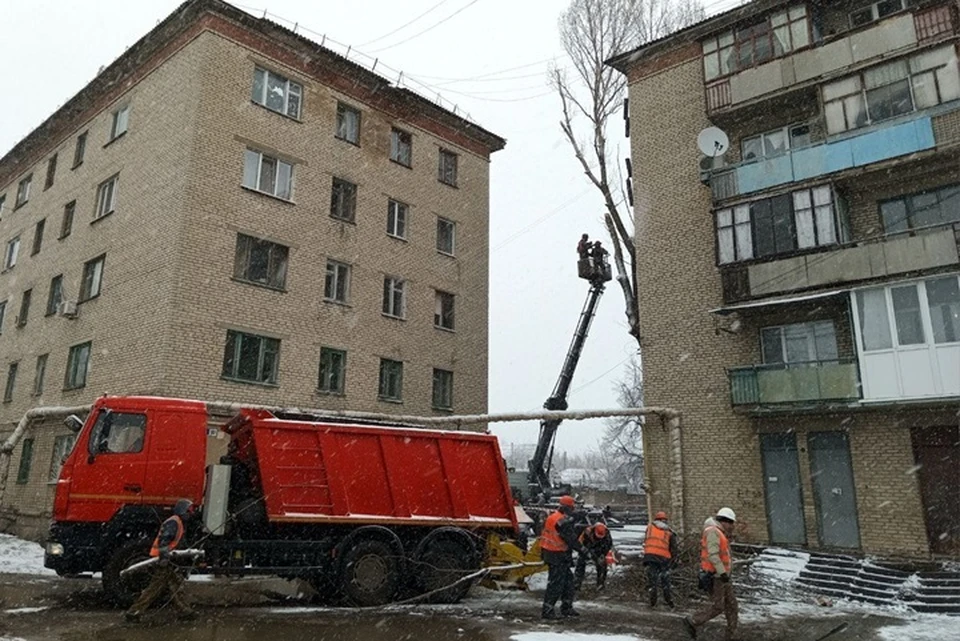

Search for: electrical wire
xmin=368 ymin=0 xmax=483 ymax=54
xmin=357 ymin=0 xmax=453 ymax=47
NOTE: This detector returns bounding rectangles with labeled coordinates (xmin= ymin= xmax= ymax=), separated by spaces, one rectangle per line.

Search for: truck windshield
xmin=88 ymin=411 xmax=147 ymax=455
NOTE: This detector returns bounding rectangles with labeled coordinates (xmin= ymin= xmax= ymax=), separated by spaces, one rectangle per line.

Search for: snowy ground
xmin=0 ymin=535 xmax=54 ymax=576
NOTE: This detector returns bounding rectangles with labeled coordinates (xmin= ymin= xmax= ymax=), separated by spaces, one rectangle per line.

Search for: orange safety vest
xmin=578 ymin=525 xmax=596 ymax=546
xmin=643 ymin=523 xmax=672 ymax=559
xmin=149 ymin=515 xmax=185 ymax=558
xmin=541 ymin=511 xmax=568 ymax=552
xmin=700 ymin=525 xmax=731 ymax=574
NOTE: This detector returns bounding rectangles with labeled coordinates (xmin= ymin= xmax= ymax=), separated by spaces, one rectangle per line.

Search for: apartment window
xmin=0 ymin=301 xmax=6 ymax=334
xmin=222 ymin=330 xmax=279 ymax=385
xmin=0 ymin=195 xmax=5 ymax=218
xmin=438 ymin=149 xmax=458 ymax=186
xmin=33 ymin=354 xmax=48 ymax=396
xmin=437 ymin=217 xmax=456 ymax=255
xmin=716 ymin=186 xmax=839 ymax=264
xmin=242 ymin=150 xmax=293 ymax=200
xmin=318 ymin=347 xmax=346 ymax=394
xmin=73 ymin=132 xmax=87 ymax=168
xmin=80 ymin=255 xmax=105 ymax=302
xmin=702 ymin=5 xmax=809 ymax=81
xmin=31 ymin=219 xmax=45 ymax=256
xmin=435 ymin=291 xmax=455 ymax=330
xmin=94 ymin=174 xmax=119 ymax=219
xmin=926 ymin=277 xmax=960 ymax=344
xmin=17 ymin=289 xmax=32 ymax=328
xmin=324 ymin=260 xmax=351 ymax=303
xmin=336 ymin=102 xmax=361 ymax=144
xmin=850 ymin=0 xmax=909 ymax=28
xmin=4 ymin=362 xmax=17 ymax=403
xmin=60 ymin=201 xmax=75 ymax=238
xmin=390 ymin=128 xmax=412 ymax=167
xmin=330 ymin=177 xmax=357 ymax=222
xmin=741 ymin=124 xmax=810 ymax=161
xmin=880 ymin=183 xmax=960 ymax=233
xmin=15 ymin=174 xmax=31 ymax=208
xmin=233 ymin=234 xmax=289 ymax=289
xmin=252 ymin=67 xmax=302 ymax=119
xmin=824 ymin=46 xmax=960 ymax=134
xmin=762 ymin=321 xmax=839 ymax=365
xmin=378 ymin=358 xmax=403 ymax=401
xmin=49 ymin=434 xmax=76 ymax=481
xmin=15 ymin=438 xmax=32 ymax=484
xmin=382 ymin=277 xmax=406 ymax=318
xmin=110 ymin=105 xmax=130 ymax=141
xmin=46 ymin=275 xmax=64 ymax=316
xmin=4 ymin=236 xmax=20 ymax=270
xmin=432 ymin=369 xmax=454 ymax=410
xmin=45 ymin=154 xmax=57 ymax=190
xmin=64 ymin=342 xmax=91 ymax=390
xmin=387 ymin=199 xmax=408 ymax=239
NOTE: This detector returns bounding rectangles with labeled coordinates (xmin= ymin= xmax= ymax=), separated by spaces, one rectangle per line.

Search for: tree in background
xmin=552 ymin=0 xmax=704 ymax=343
xmin=600 ymin=356 xmax=644 ymax=492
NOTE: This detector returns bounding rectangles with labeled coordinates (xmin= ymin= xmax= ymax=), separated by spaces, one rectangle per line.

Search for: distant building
xmin=0 ymin=0 xmax=504 ymax=539
xmin=610 ymin=0 xmax=959 ymax=558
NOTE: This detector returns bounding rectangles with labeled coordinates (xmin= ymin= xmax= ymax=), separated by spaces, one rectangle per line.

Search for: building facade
xmin=0 ymin=0 xmax=504 ymax=539
xmin=611 ymin=0 xmax=959 ymax=558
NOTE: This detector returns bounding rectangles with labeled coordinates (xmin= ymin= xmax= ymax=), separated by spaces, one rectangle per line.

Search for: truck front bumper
xmin=44 ymin=522 xmax=103 ymax=575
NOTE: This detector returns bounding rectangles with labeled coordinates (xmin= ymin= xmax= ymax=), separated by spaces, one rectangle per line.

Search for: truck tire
xmin=102 ymin=539 xmax=154 ymax=608
xmin=418 ymin=540 xmax=477 ymax=603
xmin=340 ymin=539 xmax=400 ymax=607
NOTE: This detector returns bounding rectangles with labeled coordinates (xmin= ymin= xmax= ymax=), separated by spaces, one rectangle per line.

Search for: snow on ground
xmin=4 ymin=607 xmax=50 ymax=615
xmin=749 ymin=548 xmax=810 ymax=583
xmin=511 ymin=633 xmax=648 ymax=641
xmin=0 ymin=535 xmax=55 ymax=576
xmin=610 ymin=525 xmax=645 ymax=559
xmin=877 ymin=616 xmax=960 ymax=640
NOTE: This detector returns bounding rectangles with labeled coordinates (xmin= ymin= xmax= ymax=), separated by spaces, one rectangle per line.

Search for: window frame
xmin=95 ymin=174 xmax=119 ymax=220
xmin=330 ymin=177 xmax=357 ymax=223
xmin=4 ymin=362 xmax=18 ymax=403
xmin=80 ymin=254 xmax=105 ymax=302
xmin=740 ymin=123 xmax=810 ymax=161
xmin=72 ymin=132 xmax=87 ymax=169
xmin=434 ymin=290 xmax=455 ymax=331
xmin=436 ymin=217 xmax=456 ymax=256
xmin=760 ymin=320 xmax=840 ymax=365
xmin=0 ymin=301 xmax=6 ymax=335
xmin=879 ymin=182 xmax=960 ymax=234
xmin=4 ymin=236 xmax=20 ymax=270
xmin=251 ymin=66 xmax=303 ymax=120
xmin=48 ymin=434 xmax=76 ymax=482
xmin=109 ymin=105 xmax=130 ymax=141
xmin=390 ymin=128 xmax=413 ymax=167
xmin=17 ymin=289 xmax=32 ymax=328
xmin=335 ymin=102 xmax=361 ymax=145
xmin=242 ymin=149 xmax=294 ymax=201
xmin=386 ymin=199 xmax=408 ymax=240
xmin=849 ymin=0 xmax=910 ymax=28
xmin=60 ymin=201 xmax=76 ymax=239
xmin=324 ymin=259 xmax=351 ymax=304
xmin=432 ymin=368 xmax=454 ymax=410
xmin=438 ymin=149 xmax=458 ymax=186
xmin=382 ymin=276 xmax=407 ymax=319
xmin=31 ymin=219 xmax=45 ymax=256
xmin=16 ymin=437 xmax=33 ymax=484
xmin=702 ymin=5 xmax=810 ymax=82
xmin=88 ymin=412 xmax=146 ymax=456
xmin=33 ymin=353 xmax=48 ymax=396
xmin=64 ymin=341 xmax=91 ymax=390
xmin=45 ymin=153 xmax=57 ymax=190
xmin=378 ymin=358 xmax=404 ymax=402
xmin=15 ymin=174 xmax=32 ymax=208
xmin=318 ymin=347 xmax=347 ymax=394
xmin=233 ymin=233 xmax=289 ymax=290
xmin=221 ymin=330 xmax=280 ymax=386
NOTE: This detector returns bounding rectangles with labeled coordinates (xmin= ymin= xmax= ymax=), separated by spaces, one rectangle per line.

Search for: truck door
xmin=65 ymin=409 xmax=149 ymax=522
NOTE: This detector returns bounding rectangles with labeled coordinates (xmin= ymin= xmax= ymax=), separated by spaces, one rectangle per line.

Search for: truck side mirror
xmin=64 ymin=415 xmax=84 ymax=433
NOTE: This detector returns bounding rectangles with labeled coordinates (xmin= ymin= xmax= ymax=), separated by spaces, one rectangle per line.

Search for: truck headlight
xmin=46 ymin=543 xmax=64 ymax=556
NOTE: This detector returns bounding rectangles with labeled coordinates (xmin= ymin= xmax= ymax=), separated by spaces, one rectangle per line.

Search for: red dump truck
xmin=44 ymin=396 xmax=528 ymax=606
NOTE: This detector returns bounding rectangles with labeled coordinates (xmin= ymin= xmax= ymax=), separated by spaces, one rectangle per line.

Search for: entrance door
xmin=911 ymin=426 xmax=960 ymax=555
xmin=808 ymin=431 xmax=861 ymax=549
xmin=760 ymin=433 xmax=806 ymax=545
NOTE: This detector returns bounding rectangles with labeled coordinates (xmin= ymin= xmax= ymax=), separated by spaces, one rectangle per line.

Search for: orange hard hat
xmin=559 ymin=495 xmax=576 ymax=508
xmin=655 ymin=511 xmax=668 ymax=521
xmin=594 ymin=523 xmax=608 ymax=538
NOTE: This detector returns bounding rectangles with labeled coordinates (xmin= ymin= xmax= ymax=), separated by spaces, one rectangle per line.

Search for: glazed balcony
xmin=728 ymin=359 xmax=861 ymax=407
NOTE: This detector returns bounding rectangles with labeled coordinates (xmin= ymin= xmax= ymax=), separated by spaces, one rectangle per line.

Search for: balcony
xmin=710 ymin=113 xmax=938 ymax=201
xmin=706 ymin=4 xmax=956 ymax=113
xmin=729 ymin=359 xmax=861 ymax=407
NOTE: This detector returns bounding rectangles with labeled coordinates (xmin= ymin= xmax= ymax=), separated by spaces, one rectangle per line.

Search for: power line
xmin=357 ymin=0 xmax=453 ymax=47
xmin=368 ymin=0 xmax=483 ymax=53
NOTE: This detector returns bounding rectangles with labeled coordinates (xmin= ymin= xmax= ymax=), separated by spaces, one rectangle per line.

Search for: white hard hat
xmin=717 ymin=507 xmax=737 ymax=522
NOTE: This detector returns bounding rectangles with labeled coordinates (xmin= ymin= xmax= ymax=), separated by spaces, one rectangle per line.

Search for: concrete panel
xmin=919 ymin=228 xmax=960 ymax=267
xmin=780 ymin=56 xmax=796 ymax=87
xmin=850 ymin=15 xmax=916 ymax=64
xmin=793 ymin=39 xmax=853 ymax=83
xmin=730 ymin=59 xmax=785 ymax=104
xmin=867 ymin=242 xmax=887 ymax=277
xmin=851 ymin=117 xmax=935 ymax=166
xmin=737 ymin=154 xmax=794 ymax=194
xmin=806 ymin=245 xmax=870 ymax=287
xmin=749 ymin=255 xmax=808 ymax=296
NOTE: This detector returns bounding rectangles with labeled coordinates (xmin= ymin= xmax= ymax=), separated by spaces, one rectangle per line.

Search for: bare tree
xmin=553 ymin=0 xmax=704 ymax=343
xmin=600 ymin=356 xmax=644 ymax=492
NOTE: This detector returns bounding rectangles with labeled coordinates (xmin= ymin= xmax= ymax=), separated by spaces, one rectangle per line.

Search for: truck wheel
xmin=340 ymin=539 xmax=400 ymax=607
xmin=418 ymin=540 xmax=477 ymax=603
xmin=102 ymin=539 xmax=153 ymax=608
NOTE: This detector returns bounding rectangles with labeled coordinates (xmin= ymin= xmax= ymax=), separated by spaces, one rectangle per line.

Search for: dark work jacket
xmin=581 ymin=530 xmax=613 ymax=557
xmin=542 ymin=514 xmax=582 ymax=566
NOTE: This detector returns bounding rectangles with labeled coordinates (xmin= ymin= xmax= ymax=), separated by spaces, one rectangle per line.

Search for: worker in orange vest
xmin=683 ymin=507 xmax=739 ymax=641
xmin=540 ymin=495 xmax=584 ymax=619
xmin=574 ymin=521 xmax=612 ymax=590
xmin=125 ymin=499 xmax=197 ymax=622
xmin=642 ymin=510 xmax=678 ymax=609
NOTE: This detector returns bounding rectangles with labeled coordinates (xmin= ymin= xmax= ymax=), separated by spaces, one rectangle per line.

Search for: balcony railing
xmin=728 ymin=359 xmax=861 ymax=407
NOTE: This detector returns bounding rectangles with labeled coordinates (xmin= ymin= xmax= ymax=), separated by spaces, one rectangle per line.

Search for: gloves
xmin=718 ymin=573 xmax=730 ymax=583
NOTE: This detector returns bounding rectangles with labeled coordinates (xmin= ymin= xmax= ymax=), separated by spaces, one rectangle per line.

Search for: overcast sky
xmin=0 ymin=0 xmax=737 ymax=455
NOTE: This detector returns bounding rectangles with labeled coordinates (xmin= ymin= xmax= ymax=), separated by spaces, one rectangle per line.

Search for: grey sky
xmin=0 ymin=0 xmax=733 ymax=454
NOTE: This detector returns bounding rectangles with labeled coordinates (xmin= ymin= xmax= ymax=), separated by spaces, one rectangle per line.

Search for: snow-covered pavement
xmin=0 ymin=534 xmax=54 ymax=576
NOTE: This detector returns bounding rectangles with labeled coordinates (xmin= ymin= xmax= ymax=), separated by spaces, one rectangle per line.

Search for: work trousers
xmin=541 ymin=557 xmax=576 ymax=616
xmin=127 ymin=563 xmax=192 ymax=616
xmin=644 ymin=559 xmax=673 ymax=606
xmin=692 ymin=578 xmax=739 ymax=640
xmin=574 ymin=552 xmax=607 ymax=589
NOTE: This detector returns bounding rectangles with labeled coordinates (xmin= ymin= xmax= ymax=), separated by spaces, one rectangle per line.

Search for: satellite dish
xmin=697 ymin=126 xmax=730 ymax=157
